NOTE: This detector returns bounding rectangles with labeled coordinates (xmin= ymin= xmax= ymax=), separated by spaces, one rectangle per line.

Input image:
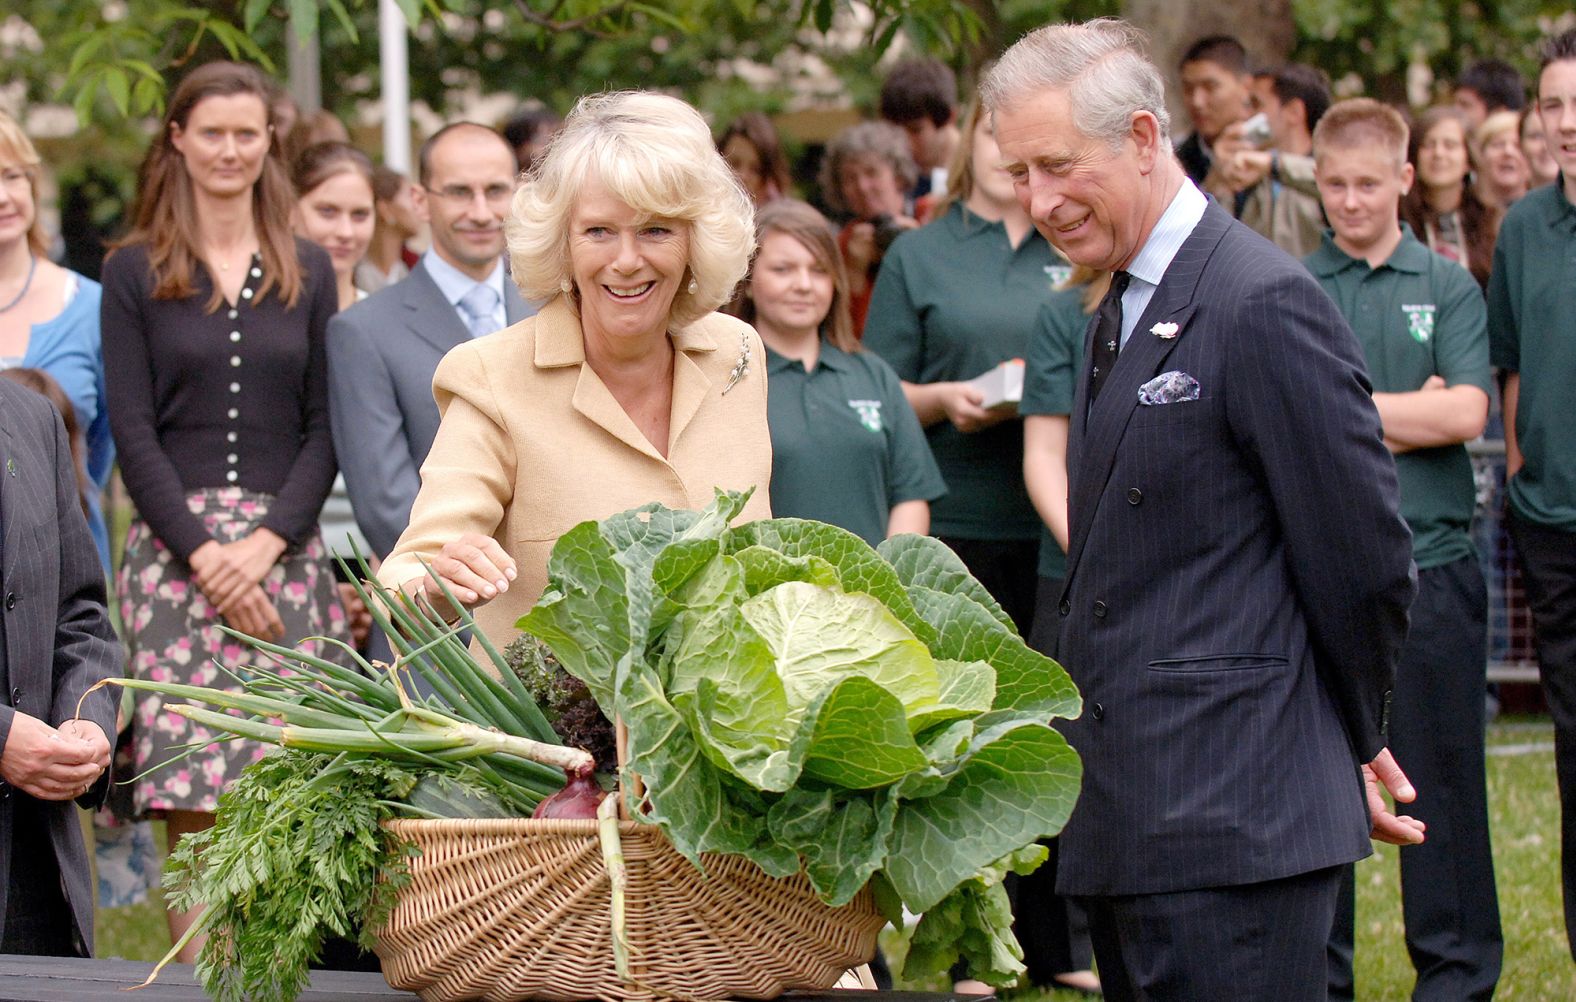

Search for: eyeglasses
xmin=424 ymin=183 xmax=514 ymax=207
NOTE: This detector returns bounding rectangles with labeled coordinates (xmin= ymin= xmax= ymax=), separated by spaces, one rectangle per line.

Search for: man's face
xmin=995 ymin=87 xmax=1153 ymax=272
xmin=1540 ymin=58 xmax=1576 ymax=184
xmin=415 ymin=129 xmax=517 ymax=280
xmin=897 ymin=116 xmax=950 ymax=171
xmin=1453 ymin=87 xmax=1490 ymax=129
xmin=1315 ymin=143 xmax=1411 ymax=258
xmin=1181 ymin=59 xmax=1251 ymax=142
xmin=1250 ymin=77 xmax=1296 ymax=148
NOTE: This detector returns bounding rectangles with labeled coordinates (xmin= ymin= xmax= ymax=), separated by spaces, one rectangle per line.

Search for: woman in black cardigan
xmin=101 ymin=61 xmax=349 ymax=961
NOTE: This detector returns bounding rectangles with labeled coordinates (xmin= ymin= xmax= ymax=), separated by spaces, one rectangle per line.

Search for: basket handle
xmin=614 ymin=718 xmax=643 ymax=822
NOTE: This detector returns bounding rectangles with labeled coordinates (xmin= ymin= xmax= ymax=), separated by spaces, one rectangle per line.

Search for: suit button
xmin=1059 ymin=599 xmax=1071 ymax=616
xmin=9 ymin=687 xmax=18 ymax=705
xmin=1127 ymin=488 xmax=1143 ymax=505
xmin=3 ymin=593 xmax=13 ymax=611
xmin=1093 ymin=600 xmax=1108 ymax=618
xmin=1091 ymin=702 xmax=1105 ymax=721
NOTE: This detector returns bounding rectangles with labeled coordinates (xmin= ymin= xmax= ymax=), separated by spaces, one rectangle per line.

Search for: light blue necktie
xmin=458 ymin=282 xmax=501 ymax=338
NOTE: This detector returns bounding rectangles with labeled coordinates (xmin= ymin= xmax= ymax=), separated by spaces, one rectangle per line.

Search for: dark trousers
xmin=1326 ymin=554 xmax=1502 ymax=1000
xmin=1508 ymin=511 xmax=1576 ymax=961
xmin=1010 ymin=575 xmax=1094 ymax=981
xmin=2 ymin=800 xmax=80 ymax=957
xmin=1082 ymin=866 xmax=1342 ymax=1002
xmin=936 ymin=537 xmax=1040 ymax=638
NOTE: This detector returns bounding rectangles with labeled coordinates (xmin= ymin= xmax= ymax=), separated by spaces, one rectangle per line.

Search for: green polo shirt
xmin=863 ymin=201 xmax=1070 ymax=540
xmin=1305 ymin=225 xmax=1490 ymax=568
xmin=765 ymin=341 xmax=946 ymax=548
xmin=1019 ymin=286 xmax=1090 ymax=581
xmin=1488 ymin=178 xmax=1576 ymax=530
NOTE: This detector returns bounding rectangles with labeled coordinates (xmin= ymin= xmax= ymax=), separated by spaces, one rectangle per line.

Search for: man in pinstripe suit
xmin=985 ymin=20 xmax=1422 ymax=999
xmin=0 ymin=377 xmax=119 ymax=955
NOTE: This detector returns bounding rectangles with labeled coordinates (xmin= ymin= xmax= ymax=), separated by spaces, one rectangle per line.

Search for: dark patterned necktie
xmin=1088 ymin=270 xmax=1132 ymax=404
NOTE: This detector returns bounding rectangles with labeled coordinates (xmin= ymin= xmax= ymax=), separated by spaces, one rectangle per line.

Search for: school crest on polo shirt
xmin=849 ymin=399 xmax=883 ymax=433
xmin=1402 ymin=303 xmax=1436 ymax=344
xmin=1044 ymin=264 xmax=1073 ymax=291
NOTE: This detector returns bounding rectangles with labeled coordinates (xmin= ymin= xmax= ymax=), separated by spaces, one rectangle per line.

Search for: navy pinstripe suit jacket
xmin=1054 ymin=200 xmax=1416 ymax=897
xmin=0 ymin=379 xmax=121 ymax=951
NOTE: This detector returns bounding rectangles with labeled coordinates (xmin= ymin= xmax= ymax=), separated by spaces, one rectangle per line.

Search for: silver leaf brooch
xmin=722 ymin=331 xmax=751 ymax=394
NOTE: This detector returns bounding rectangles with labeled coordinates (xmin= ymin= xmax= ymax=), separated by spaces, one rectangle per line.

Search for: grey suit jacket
xmin=0 ymin=379 xmax=120 ymax=951
xmin=326 ymin=260 xmax=534 ymax=558
xmin=1054 ymin=200 xmax=1416 ymax=897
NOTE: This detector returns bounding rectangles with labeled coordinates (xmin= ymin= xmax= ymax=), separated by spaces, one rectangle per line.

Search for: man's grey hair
xmin=980 ymin=18 xmax=1172 ymax=152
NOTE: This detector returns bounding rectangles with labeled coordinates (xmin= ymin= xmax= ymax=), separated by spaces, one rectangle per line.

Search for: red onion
xmin=532 ymin=768 xmax=604 ymax=819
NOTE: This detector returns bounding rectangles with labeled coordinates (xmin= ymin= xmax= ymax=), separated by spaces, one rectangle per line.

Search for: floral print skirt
xmin=117 ymin=487 xmax=352 ymax=814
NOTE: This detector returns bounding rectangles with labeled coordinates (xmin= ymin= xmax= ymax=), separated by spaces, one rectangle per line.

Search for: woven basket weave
xmin=373 ymin=816 xmax=885 ymax=1002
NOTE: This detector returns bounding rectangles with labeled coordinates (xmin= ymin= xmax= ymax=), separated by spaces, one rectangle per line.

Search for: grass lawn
xmin=93 ymin=718 xmax=1573 ymax=999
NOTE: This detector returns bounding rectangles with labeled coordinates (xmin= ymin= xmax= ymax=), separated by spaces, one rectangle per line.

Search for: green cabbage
xmin=519 ymin=490 xmax=1083 ymax=986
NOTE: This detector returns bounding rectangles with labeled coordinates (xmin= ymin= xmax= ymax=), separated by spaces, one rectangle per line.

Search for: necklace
xmin=0 ymin=254 xmax=36 ymax=313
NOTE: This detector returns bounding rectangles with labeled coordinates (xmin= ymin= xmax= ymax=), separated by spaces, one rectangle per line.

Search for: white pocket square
xmin=1138 ymin=371 xmax=1201 ymax=406
xmin=1151 ymin=321 xmax=1180 ymax=339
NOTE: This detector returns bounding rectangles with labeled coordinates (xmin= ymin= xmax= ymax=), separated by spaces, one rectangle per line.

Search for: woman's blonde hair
xmin=508 ymin=91 xmax=755 ymax=329
xmin=0 ymin=110 xmax=49 ymax=257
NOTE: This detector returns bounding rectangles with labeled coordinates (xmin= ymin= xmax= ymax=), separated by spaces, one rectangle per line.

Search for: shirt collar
xmin=1544 ymin=175 xmax=1576 ymax=231
xmin=1124 ymin=179 xmax=1208 ymax=290
xmin=1307 ymin=222 xmax=1430 ymax=277
xmin=764 ymin=339 xmax=851 ymax=373
xmin=422 ymin=249 xmax=506 ymax=307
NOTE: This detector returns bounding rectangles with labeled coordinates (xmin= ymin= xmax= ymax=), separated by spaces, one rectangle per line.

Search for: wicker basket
xmin=373 ymin=816 xmax=886 ymax=1002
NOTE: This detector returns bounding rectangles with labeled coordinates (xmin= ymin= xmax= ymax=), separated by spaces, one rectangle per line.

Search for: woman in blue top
xmin=0 ymin=111 xmax=113 ymax=571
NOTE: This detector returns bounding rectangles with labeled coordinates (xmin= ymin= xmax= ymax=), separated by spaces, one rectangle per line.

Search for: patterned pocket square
xmin=1138 ymin=371 xmax=1201 ymax=406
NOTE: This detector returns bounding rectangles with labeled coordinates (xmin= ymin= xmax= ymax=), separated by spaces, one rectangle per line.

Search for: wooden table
xmin=0 ymin=955 xmax=416 ymax=1001
xmin=0 ymin=956 xmax=978 ymax=1002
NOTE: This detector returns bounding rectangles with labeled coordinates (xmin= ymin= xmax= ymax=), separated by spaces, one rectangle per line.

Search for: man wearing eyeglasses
xmin=327 ymin=122 xmax=535 ymax=564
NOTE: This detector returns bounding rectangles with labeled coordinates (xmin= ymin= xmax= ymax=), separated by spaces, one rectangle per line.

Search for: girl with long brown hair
xmin=100 ymin=61 xmax=350 ymax=960
xmin=1401 ymin=106 xmax=1502 ymax=289
xmin=732 ymin=198 xmax=942 ymax=545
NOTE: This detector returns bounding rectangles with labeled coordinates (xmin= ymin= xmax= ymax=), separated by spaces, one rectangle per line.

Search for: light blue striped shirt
xmin=422 ymin=249 xmax=507 ymax=337
xmin=1118 ymin=180 xmax=1208 ymax=348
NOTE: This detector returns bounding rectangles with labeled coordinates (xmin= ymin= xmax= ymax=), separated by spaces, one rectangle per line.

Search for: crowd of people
xmin=0 ymin=14 xmax=1575 ymax=1000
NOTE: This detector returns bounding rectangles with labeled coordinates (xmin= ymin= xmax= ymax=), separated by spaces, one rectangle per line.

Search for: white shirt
xmin=1118 ymin=180 xmax=1208 ymax=349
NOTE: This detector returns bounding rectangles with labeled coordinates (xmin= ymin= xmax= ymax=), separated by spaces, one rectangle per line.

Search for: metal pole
xmin=379 ymin=0 xmax=411 ymax=173
xmin=287 ymin=23 xmax=322 ymax=113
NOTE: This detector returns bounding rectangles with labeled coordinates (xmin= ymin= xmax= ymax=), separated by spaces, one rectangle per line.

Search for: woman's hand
xmin=190 ymin=529 xmax=287 ymax=610
xmin=409 ymin=534 xmax=518 ymax=621
xmin=939 ymin=382 xmax=1005 ymax=434
xmin=219 ymin=584 xmax=286 ymax=642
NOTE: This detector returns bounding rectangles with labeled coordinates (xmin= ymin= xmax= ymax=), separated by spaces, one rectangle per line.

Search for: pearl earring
xmin=561 ymin=278 xmax=572 ymax=294
xmin=687 ymin=276 xmax=698 ymax=295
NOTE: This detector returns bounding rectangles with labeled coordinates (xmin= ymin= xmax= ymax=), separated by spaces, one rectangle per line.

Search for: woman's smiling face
xmin=567 ymin=171 xmax=691 ymax=346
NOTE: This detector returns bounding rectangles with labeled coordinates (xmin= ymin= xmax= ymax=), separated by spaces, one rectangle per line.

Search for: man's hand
xmin=1223 ymin=149 xmax=1274 ymax=193
xmin=338 ymin=583 xmax=373 ymax=649
xmin=57 ymin=718 xmax=112 ymax=777
xmin=0 ymin=713 xmax=107 ymax=800
xmin=1364 ymin=747 xmax=1427 ymax=845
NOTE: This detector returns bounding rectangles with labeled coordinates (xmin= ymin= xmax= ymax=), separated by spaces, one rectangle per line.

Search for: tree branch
xmin=509 ymin=0 xmax=628 ymax=33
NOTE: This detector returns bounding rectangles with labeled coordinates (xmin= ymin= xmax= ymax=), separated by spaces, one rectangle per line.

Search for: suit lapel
xmin=0 ymin=414 xmax=18 ymax=679
xmin=1062 ymin=202 xmax=1232 ymax=587
xmin=401 ymin=263 xmax=471 ymax=355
